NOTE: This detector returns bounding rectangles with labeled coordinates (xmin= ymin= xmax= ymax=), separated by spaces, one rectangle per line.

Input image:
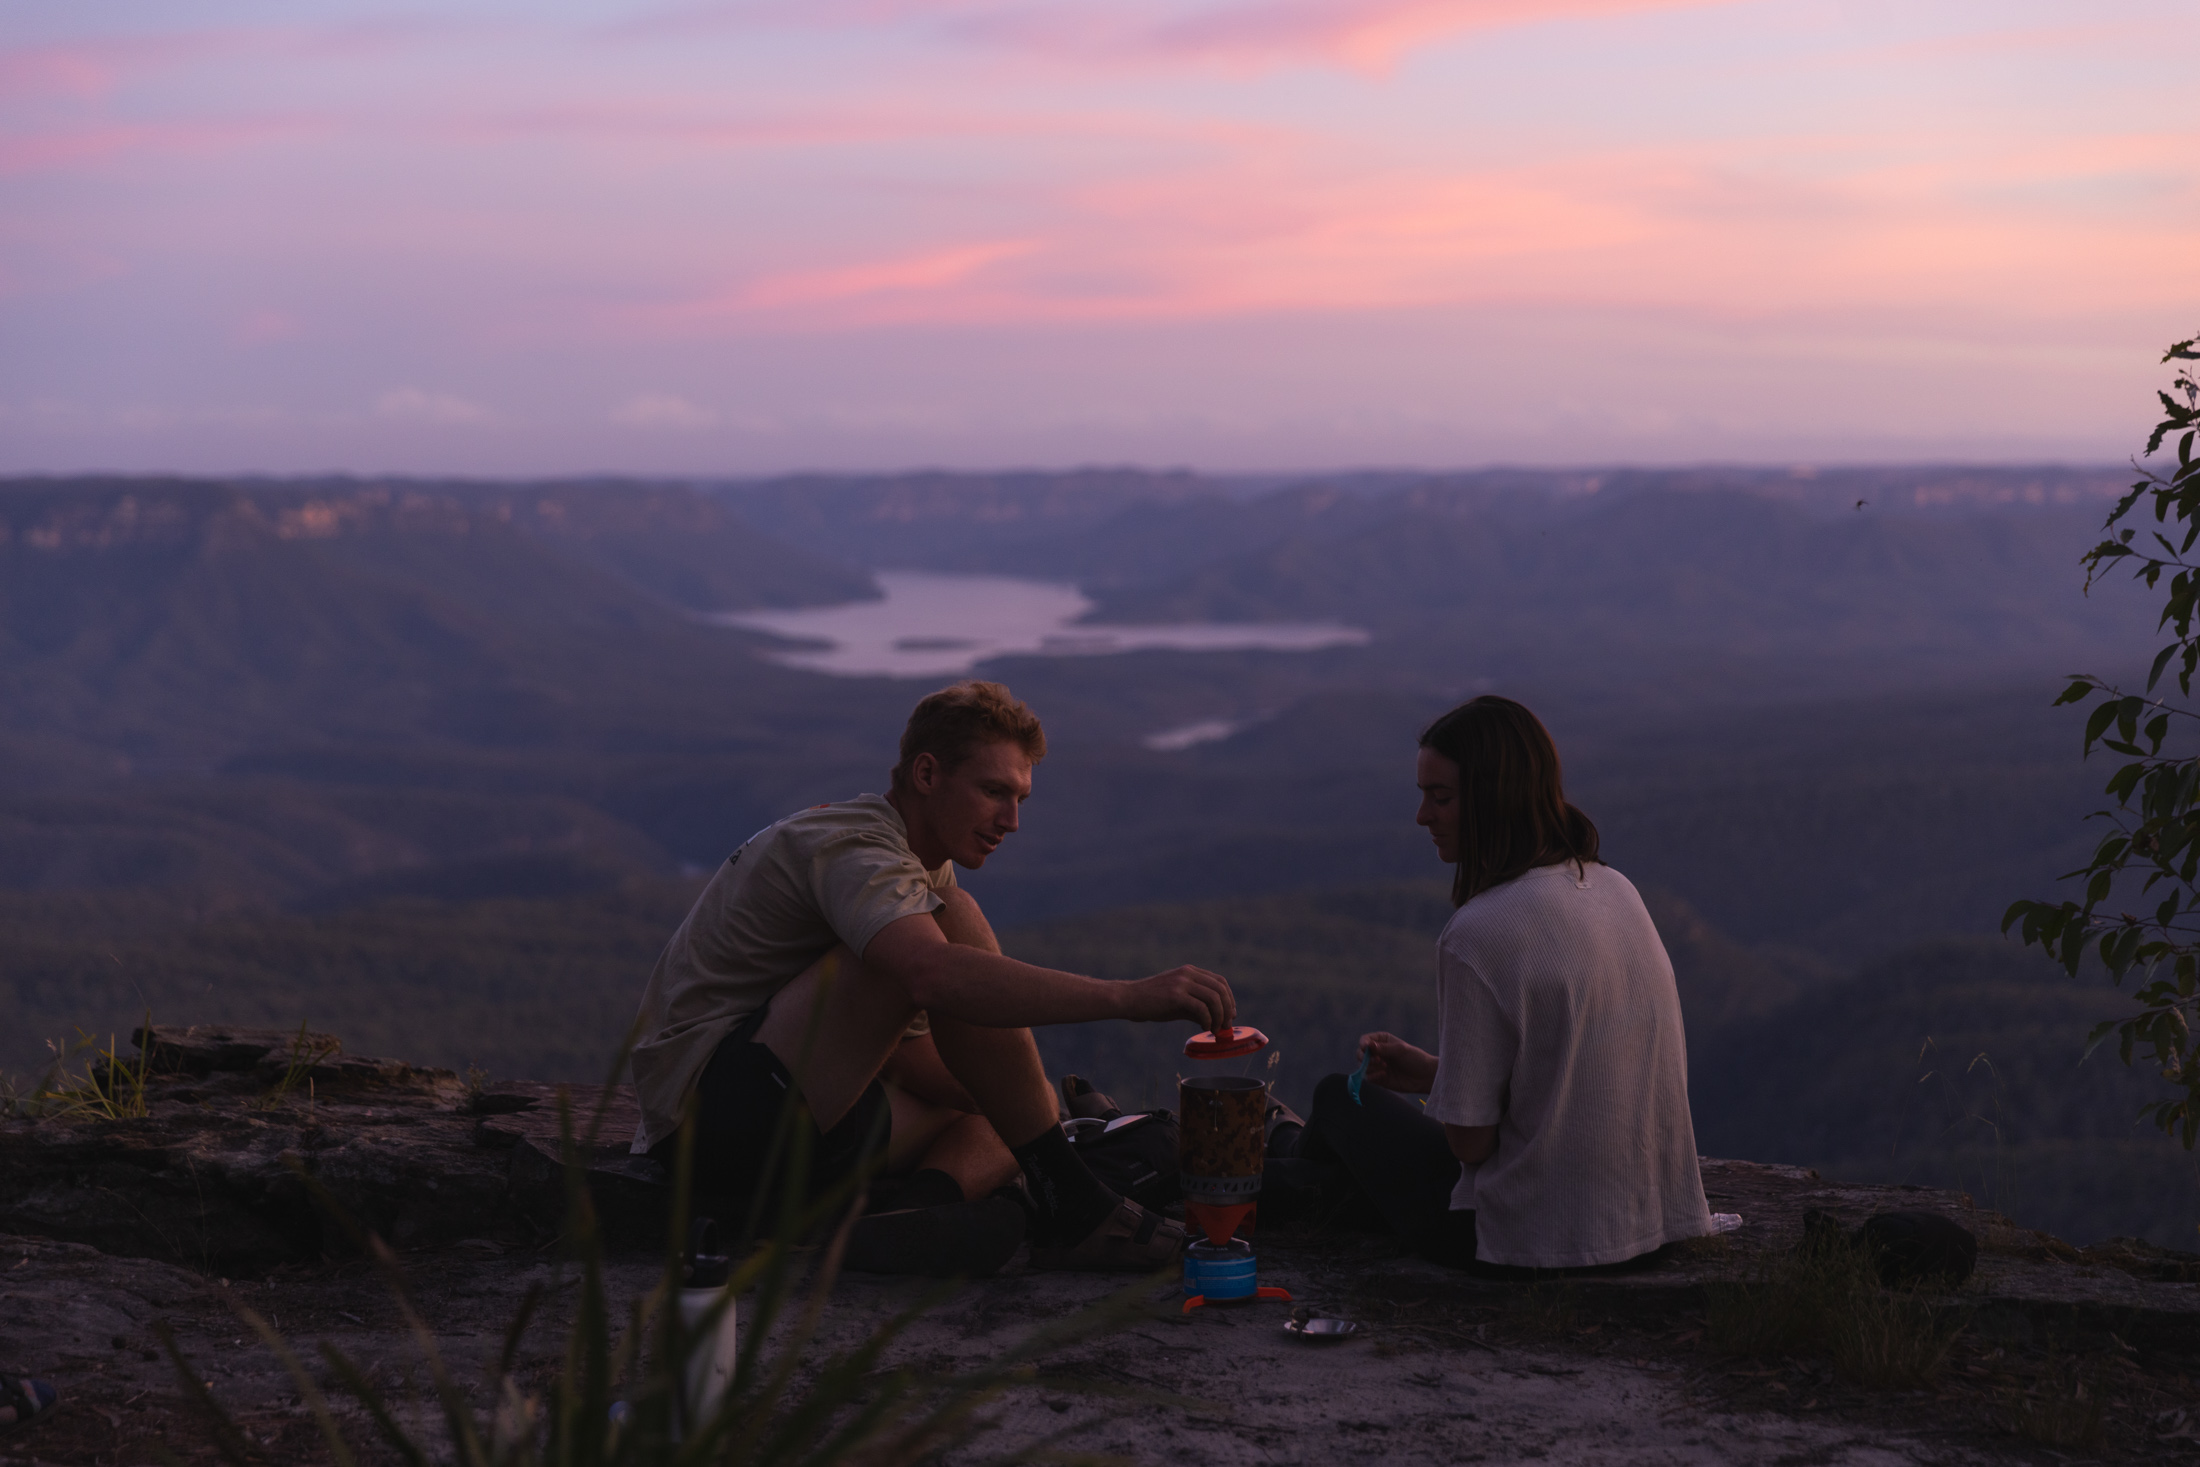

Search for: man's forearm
xmin=896 ymin=944 xmax=1127 ymax=1027
xmin=863 ymin=909 xmax=1231 ymax=1030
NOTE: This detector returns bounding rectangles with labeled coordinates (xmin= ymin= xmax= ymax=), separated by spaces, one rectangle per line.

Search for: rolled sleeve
xmin=809 ymin=831 xmax=950 ymax=959
xmin=1426 ymin=954 xmax=1513 ymax=1128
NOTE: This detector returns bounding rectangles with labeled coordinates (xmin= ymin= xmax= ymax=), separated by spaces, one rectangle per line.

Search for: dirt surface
xmin=7 ymin=1031 xmax=2198 ymax=1465
xmin=6 ymin=1217 xmax=2198 ymax=1467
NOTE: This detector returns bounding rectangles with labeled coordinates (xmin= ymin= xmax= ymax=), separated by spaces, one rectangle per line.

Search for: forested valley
xmin=4 ymin=467 xmax=2191 ymax=1245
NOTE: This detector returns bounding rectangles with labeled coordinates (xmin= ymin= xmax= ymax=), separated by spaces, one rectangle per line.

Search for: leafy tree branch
xmin=2004 ymin=333 xmax=2200 ymax=1149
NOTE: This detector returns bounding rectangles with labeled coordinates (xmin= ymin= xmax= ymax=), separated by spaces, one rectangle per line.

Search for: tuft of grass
xmin=2005 ymin=1359 xmax=2105 ymax=1448
xmin=159 ymin=1022 xmax=1171 ymax=1467
xmin=1501 ymin=1282 xmax=1580 ymax=1339
xmin=1705 ymin=1237 xmax=1962 ymax=1388
xmin=256 ymin=1021 xmax=342 ymax=1111
xmin=1821 ymin=1279 xmax=1962 ymax=1388
xmin=3 ymin=1017 xmax=155 ymax=1121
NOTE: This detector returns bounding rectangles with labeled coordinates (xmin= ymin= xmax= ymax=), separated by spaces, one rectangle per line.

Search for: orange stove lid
xmin=1182 ymin=1025 xmax=1268 ymax=1059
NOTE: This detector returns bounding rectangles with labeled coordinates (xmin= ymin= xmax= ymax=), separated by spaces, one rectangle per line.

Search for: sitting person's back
xmin=1428 ymin=859 xmax=1709 ymax=1269
xmin=1296 ymin=693 xmax=1712 ymax=1273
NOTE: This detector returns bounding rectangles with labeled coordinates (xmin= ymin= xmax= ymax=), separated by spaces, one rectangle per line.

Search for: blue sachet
xmin=1346 ymin=1049 xmax=1369 ymax=1106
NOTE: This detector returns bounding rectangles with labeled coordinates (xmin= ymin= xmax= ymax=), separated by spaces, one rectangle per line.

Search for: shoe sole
xmin=1028 ymin=1204 xmax=1186 ymax=1272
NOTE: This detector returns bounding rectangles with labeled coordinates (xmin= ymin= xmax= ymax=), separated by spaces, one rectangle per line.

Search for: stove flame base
xmin=1185 ymin=1198 xmax=1257 ymax=1246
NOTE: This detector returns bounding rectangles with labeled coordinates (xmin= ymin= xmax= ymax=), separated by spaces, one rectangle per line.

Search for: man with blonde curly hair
xmin=630 ymin=681 xmax=1232 ymax=1273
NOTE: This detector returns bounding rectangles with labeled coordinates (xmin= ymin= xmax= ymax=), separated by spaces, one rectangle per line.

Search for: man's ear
xmin=907 ymin=751 xmax=940 ymax=794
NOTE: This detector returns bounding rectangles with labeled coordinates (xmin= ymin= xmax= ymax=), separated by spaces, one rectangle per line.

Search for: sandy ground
xmin=0 ymin=1231 xmax=2073 ymax=1466
xmin=807 ymin=1249 xmax=2029 ymax=1467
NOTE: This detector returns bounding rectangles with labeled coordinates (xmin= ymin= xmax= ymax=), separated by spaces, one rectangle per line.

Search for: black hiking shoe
xmin=843 ymin=1195 xmax=1028 ymax=1278
xmin=1027 ymin=1195 xmax=1186 ymax=1273
xmin=1058 ymin=1074 xmax=1122 ymax=1123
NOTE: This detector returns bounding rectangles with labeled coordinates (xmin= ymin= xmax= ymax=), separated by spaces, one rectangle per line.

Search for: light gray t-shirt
xmin=627 ymin=794 xmax=954 ymax=1151
xmin=1425 ymin=861 xmax=1712 ymax=1268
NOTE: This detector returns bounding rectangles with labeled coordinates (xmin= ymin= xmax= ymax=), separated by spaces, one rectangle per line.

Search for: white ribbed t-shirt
xmin=1425 ymin=861 xmax=1711 ymax=1268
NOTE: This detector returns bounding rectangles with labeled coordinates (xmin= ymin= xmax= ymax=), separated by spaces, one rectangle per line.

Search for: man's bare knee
xmin=755 ymin=945 xmax=923 ymax=1129
xmin=926 ymin=1016 xmax=1053 ymax=1144
xmin=931 ymin=888 xmax=1001 ymax=954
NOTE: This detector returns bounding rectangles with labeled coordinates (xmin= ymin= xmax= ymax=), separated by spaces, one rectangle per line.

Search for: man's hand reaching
xmin=1120 ymin=965 xmax=1236 ymax=1031
xmin=869 ymin=914 xmax=1233 ymax=1030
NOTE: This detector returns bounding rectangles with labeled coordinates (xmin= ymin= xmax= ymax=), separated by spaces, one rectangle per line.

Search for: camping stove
xmin=1178 ymin=1026 xmax=1291 ymax=1313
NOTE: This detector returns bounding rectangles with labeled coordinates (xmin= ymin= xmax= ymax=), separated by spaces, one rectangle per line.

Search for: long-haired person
xmin=1291 ymin=695 xmax=1712 ymax=1271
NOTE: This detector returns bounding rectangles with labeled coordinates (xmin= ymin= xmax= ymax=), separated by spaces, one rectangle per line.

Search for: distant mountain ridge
xmin=0 ymin=468 xmax=2149 ymax=934
xmin=0 ymin=477 xmax=886 ymax=771
xmin=721 ymin=462 xmax=2128 ymax=578
xmin=0 ymin=476 xmax=874 ymax=612
xmin=722 ymin=465 xmax=2150 ymax=697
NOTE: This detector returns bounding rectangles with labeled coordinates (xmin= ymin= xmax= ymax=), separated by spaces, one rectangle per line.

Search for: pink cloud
xmin=233 ymin=309 xmax=301 ymax=345
xmin=973 ymin=0 xmax=1743 ymax=73
xmin=623 ymin=0 xmax=1739 ymax=72
xmin=0 ymin=46 xmax=121 ymax=101
xmin=596 ymin=126 xmax=2197 ymax=340
xmin=0 ymin=29 xmax=273 ymax=102
xmin=629 ymin=240 xmax=1041 ymax=331
xmin=741 ymin=240 xmax=1039 ymax=308
xmin=449 ymin=98 xmax=1278 ymax=157
xmin=0 ymin=117 xmax=312 ymax=176
xmin=1848 ymin=17 xmax=2154 ymax=68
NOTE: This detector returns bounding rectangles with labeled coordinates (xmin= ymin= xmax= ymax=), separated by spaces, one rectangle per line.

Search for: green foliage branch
xmin=2005 ymin=333 xmax=2200 ymax=1148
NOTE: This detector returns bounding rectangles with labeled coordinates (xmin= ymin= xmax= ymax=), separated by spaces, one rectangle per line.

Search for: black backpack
xmin=1071 ymin=1110 xmax=1181 ymax=1212
xmin=1058 ymin=1075 xmax=1181 ymax=1212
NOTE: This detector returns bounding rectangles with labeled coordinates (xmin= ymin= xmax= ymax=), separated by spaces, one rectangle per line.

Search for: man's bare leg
xmin=923 ymin=888 xmax=1060 ymax=1150
xmin=753 ymin=946 xmax=919 ymax=1132
xmin=886 ymin=1101 xmax=1016 ymax=1198
xmin=760 ymin=887 xmax=1170 ymax=1264
xmin=881 ymin=1086 xmax=963 ymax=1172
xmin=881 ymin=1033 xmax=1021 ymax=1197
xmin=753 ymin=888 xmax=1046 ymax=1186
xmin=920 ymin=887 xmax=1171 ymax=1261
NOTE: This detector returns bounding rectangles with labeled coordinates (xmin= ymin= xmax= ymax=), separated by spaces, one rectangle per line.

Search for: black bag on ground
xmin=1857 ymin=1209 xmax=1978 ymax=1287
xmin=1256 ymin=1156 xmax=1353 ymax=1226
xmin=1800 ymin=1206 xmax=1977 ymax=1287
xmin=1070 ymin=1110 xmax=1181 ymax=1212
xmin=1059 ymin=1074 xmax=1181 ymax=1211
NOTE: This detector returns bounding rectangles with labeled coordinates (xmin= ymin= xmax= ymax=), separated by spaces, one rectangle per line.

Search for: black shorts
xmin=649 ymin=1004 xmax=891 ymax=1226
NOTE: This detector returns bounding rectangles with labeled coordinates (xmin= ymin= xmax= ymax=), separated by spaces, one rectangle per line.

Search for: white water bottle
xmin=675 ymin=1247 xmax=737 ymax=1441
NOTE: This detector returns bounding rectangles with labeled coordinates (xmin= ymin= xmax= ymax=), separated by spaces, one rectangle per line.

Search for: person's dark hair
xmin=891 ymin=680 xmax=1046 ymax=794
xmin=1419 ymin=695 xmax=1599 ymax=906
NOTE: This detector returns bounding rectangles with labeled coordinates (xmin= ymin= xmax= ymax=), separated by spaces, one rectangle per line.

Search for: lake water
xmin=707 ymin=570 xmax=1368 ymax=678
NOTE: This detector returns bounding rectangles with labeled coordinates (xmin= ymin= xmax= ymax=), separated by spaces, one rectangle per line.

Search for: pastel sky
xmin=3 ymin=0 xmax=2196 ymax=475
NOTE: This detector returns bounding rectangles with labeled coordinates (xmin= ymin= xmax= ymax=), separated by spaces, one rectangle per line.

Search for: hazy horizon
xmin=0 ymin=456 xmax=2147 ymax=484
